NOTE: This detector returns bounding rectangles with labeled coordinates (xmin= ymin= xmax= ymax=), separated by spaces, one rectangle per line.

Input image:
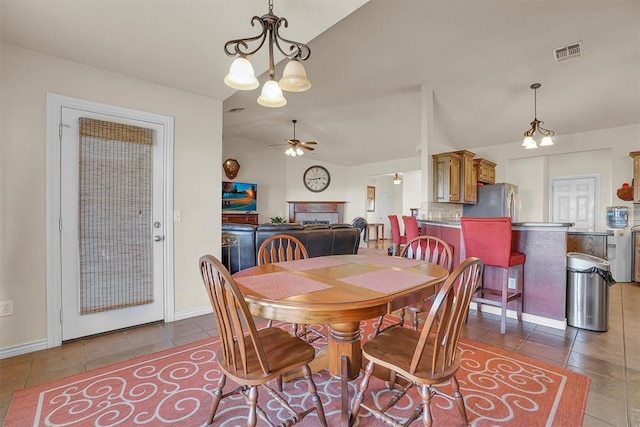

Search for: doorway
xmin=550 ymin=175 xmax=599 ymax=230
xmin=47 ymin=94 xmax=175 ymax=345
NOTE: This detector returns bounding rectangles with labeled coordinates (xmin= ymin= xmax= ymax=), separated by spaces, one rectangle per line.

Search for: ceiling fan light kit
xmin=223 ymin=0 xmax=311 ymax=108
xmin=284 ymin=119 xmax=316 ymax=157
xmin=522 ymin=83 xmax=555 ymax=149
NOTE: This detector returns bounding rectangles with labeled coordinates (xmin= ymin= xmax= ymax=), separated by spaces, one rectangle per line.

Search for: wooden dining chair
xmin=257 ymin=234 xmax=326 ymax=343
xmin=349 ymin=257 xmax=483 ymax=427
xmin=258 ymin=234 xmax=309 ymax=266
xmin=373 ymin=235 xmax=454 ymax=336
xmin=199 ymin=255 xmax=328 ymax=427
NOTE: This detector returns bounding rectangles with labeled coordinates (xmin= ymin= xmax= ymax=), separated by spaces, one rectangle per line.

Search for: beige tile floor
xmin=1 ymin=242 xmax=638 ymax=426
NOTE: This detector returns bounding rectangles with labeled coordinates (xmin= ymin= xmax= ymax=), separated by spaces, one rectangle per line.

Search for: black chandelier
xmin=223 ymin=0 xmax=311 ymax=108
xmin=522 ymin=83 xmax=555 ymax=149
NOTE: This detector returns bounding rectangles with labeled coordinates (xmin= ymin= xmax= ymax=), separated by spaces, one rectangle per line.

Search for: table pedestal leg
xmin=327 ymin=322 xmax=361 ymax=380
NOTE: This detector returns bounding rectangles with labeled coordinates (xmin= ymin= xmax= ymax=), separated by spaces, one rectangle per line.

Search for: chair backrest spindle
xmin=408 ymin=257 xmax=483 ymax=374
xmin=199 ymin=255 xmax=270 ymax=375
xmin=258 ymin=234 xmax=309 ymax=265
xmin=400 ymin=235 xmax=453 ymax=272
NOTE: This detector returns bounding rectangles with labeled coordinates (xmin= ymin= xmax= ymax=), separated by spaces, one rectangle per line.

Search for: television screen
xmin=222 ymin=181 xmax=257 ymax=211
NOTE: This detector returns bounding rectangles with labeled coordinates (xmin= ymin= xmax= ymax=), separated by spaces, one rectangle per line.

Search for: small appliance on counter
xmin=605 ymin=206 xmax=632 ymax=282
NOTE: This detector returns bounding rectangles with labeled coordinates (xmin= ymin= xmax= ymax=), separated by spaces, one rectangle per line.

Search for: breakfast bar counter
xmin=418 ymin=220 xmax=572 ymax=329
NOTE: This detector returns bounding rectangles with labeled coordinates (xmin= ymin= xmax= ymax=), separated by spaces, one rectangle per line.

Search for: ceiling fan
xmin=283 ymin=119 xmax=317 ymax=156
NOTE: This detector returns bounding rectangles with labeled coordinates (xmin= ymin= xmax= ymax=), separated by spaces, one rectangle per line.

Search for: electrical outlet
xmin=508 ymin=277 xmax=516 ymax=290
xmin=0 ymin=300 xmax=13 ymax=316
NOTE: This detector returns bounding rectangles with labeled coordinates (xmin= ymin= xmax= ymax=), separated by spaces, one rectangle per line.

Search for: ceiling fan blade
xmin=300 ymin=145 xmax=315 ymax=151
xmin=300 ymin=141 xmax=317 ymax=145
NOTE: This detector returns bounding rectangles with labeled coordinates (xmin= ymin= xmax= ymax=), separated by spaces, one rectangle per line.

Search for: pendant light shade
xmin=224 ymin=57 xmax=259 ymax=90
xmin=393 ymin=173 xmax=402 ymax=185
xmin=257 ymin=80 xmax=287 ymax=108
xmin=279 ymin=60 xmax=312 ymax=92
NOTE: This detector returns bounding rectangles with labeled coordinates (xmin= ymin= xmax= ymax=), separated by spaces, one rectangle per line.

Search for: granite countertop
xmin=567 ymin=230 xmax=614 ymax=236
xmin=418 ymin=219 xmax=574 ymax=228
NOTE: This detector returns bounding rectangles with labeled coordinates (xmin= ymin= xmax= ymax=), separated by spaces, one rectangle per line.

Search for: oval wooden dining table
xmin=232 ymin=253 xmax=449 ymax=380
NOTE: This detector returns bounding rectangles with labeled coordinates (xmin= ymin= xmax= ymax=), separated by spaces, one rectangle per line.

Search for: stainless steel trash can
xmin=566 ymin=252 xmax=616 ymax=332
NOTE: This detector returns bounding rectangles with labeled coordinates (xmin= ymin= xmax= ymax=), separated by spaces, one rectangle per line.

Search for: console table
xmin=367 ymin=223 xmax=385 ymax=240
xmin=222 ymin=212 xmax=258 ymax=225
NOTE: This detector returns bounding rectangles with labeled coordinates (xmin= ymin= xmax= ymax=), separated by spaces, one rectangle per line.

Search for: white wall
xmin=402 ymin=170 xmax=422 ymax=215
xmin=475 ymin=126 xmax=638 ymax=228
xmin=0 ymin=44 xmax=222 ymax=350
xmin=222 ymin=137 xmax=288 ymax=222
xmin=506 ymin=157 xmax=546 ymax=222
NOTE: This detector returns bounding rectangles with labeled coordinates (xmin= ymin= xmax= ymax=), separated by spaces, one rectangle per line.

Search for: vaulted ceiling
xmin=2 ymin=0 xmax=639 ymax=166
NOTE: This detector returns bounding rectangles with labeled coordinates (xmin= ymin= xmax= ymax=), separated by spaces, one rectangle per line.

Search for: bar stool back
xmin=388 ymin=215 xmax=407 ymax=255
xmin=460 ymin=217 xmax=524 ymax=334
xmin=402 ymin=215 xmax=420 ymax=241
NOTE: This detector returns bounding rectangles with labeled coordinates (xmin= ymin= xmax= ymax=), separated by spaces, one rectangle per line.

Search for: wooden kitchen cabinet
xmin=458 ymin=150 xmax=477 ymax=204
xmin=432 ymin=150 xmax=477 ymax=204
xmin=631 ymin=151 xmax=640 ymax=202
xmin=432 ymin=152 xmax=461 ymax=203
xmin=473 ymin=158 xmax=496 ymax=184
xmin=567 ymin=233 xmax=608 ymax=259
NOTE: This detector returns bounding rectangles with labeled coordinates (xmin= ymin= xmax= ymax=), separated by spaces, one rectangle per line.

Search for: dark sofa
xmin=221 ymin=223 xmax=361 ymax=273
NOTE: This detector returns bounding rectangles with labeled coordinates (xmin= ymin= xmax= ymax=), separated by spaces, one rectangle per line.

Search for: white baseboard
xmin=173 ymin=306 xmax=213 ymax=321
xmin=1 ymin=308 xmax=214 ymax=359
xmin=0 ymin=339 xmax=48 ymax=360
xmin=470 ymin=302 xmax=567 ymax=330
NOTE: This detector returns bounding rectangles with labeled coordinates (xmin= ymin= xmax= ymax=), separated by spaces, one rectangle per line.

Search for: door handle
xmin=154 ymin=235 xmax=164 ymax=242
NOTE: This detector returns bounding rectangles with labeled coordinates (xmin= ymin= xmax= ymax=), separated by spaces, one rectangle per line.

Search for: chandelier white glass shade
xmin=392 ymin=173 xmax=402 ymax=185
xmin=224 ymin=0 xmax=311 ymax=108
xmin=522 ymin=83 xmax=555 ymax=149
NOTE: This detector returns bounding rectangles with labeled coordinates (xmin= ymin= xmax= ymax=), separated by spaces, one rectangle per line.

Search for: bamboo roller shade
xmin=79 ymin=117 xmax=153 ymax=145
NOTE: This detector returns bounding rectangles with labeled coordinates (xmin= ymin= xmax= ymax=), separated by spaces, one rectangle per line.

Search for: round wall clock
xmin=303 ymin=165 xmax=331 ymax=192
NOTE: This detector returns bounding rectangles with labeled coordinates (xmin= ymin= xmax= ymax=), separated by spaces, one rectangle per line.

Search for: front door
xmin=59 ymin=106 xmax=166 ymax=340
xmin=550 ymin=176 xmax=598 ymax=230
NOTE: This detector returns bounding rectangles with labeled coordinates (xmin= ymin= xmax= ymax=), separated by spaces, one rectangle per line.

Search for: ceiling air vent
xmin=553 ymin=41 xmax=583 ymax=63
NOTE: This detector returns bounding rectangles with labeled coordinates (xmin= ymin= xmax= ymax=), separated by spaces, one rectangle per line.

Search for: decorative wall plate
xmin=223 ymin=158 xmax=240 ymax=179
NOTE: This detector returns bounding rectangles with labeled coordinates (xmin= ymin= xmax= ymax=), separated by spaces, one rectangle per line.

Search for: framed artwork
xmin=366 ymin=186 xmax=376 ymax=212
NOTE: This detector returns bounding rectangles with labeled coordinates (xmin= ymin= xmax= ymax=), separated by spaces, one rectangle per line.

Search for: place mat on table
xmin=235 ymin=271 xmax=331 ymax=300
xmin=273 ymin=257 xmax=348 ymax=271
xmin=362 ymin=255 xmax=426 ymax=269
xmin=339 ymin=269 xmax=437 ymax=294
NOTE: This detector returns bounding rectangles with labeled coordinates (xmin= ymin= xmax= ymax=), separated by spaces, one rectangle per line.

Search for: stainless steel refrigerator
xmin=462 ymin=183 xmax=519 ymax=221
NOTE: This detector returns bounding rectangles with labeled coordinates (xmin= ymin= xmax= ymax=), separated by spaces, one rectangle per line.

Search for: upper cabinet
xmin=432 ymin=150 xmax=477 ymax=204
xmin=433 ymin=152 xmax=461 ymax=203
xmin=473 ymin=158 xmax=496 ymax=184
xmin=631 ymin=151 xmax=640 ymax=202
xmin=459 ymin=150 xmax=477 ymax=204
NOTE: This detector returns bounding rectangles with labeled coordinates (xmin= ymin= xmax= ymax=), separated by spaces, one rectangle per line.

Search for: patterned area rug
xmin=5 ymin=318 xmax=589 ymax=426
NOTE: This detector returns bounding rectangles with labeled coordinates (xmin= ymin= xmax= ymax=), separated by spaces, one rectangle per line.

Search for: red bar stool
xmin=388 ymin=215 xmax=406 ymax=255
xmin=402 ymin=215 xmax=420 ymax=242
xmin=460 ymin=217 xmax=524 ymax=334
